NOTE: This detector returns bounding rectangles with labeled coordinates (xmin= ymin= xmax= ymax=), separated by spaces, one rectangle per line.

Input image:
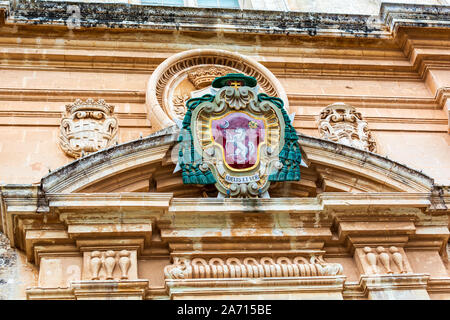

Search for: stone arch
xmin=146 ymin=49 xmax=289 ymax=130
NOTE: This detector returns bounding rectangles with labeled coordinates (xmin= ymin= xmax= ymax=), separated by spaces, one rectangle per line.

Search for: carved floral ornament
xmin=146 ymin=49 xmax=289 ymax=129
xmin=59 ymin=98 xmax=118 ymax=158
xmin=318 ymin=102 xmax=376 ymax=152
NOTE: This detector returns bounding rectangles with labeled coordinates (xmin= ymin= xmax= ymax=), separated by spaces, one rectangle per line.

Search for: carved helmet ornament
xmin=59 ymin=98 xmax=119 ymax=158
xmin=177 ymin=73 xmax=302 ymax=198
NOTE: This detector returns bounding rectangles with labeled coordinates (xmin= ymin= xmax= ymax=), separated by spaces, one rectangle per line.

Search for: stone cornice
xmin=359 ymin=273 xmax=430 ymax=292
xmin=5 ymin=1 xmax=449 ymax=38
xmin=168 ymin=193 xmax=433 ymax=214
xmin=6 ymin=1 xmax=387 ymax=38
xmin=46 ymin=192 xmax=173 ymax=210
xmin=165 ymin=276 xmax=347 ymax=299
xmin=380 ymin=3 xmax=450 ymax=35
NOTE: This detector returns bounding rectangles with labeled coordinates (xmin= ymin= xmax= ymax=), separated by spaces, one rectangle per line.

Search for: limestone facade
xmin=0 ymin=0 xmax=449 ymax=300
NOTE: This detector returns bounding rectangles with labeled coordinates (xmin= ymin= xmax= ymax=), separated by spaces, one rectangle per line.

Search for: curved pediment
xmin=41 ymin=126 xmax=434 ymax=196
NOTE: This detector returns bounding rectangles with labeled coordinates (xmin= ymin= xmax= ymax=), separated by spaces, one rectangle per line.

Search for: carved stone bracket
xmin=59 ymin=98 xmax=118 ymax=158
xmin=164 ymin=256 xmax=343 ymax=279
xmin=318 ymin=102 xmax=376 ymax=152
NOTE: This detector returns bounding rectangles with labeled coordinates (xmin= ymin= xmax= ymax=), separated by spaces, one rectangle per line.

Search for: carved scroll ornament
xmin=318 ymin=102 xmax=376 ymax=152
xmin=59 ymin=99 xmax=118 ymax=158
xmin=164 ymin=256 xmax=343 ymax=279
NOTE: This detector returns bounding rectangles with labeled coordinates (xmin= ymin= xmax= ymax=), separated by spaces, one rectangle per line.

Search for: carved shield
xmin=211 ymin=112 xmax=265 ymax=170
xmin=178 ymin=73 xmax=301 ymax=198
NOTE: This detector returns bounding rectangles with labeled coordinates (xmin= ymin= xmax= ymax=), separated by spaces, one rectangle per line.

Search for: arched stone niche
xmin=146 ymin=49 xmax=289 ymax=130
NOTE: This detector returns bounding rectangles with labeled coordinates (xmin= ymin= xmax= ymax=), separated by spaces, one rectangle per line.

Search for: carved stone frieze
xmin=318 ymin=102 xmax=376 ymax=152
xmin=87 ymin=250 xmax=132 ymax=281
xmin=164 ymin=256 xmax=343 ymax=279
xmin=356 ymin=246 xmax=412 ymax=275
xmin=59 ymin=98 xmax=118 ymax=158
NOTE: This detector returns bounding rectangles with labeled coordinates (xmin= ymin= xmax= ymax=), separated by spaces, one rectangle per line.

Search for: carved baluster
xmin=389 ymin=246 xmax=406 ymax=273
xmin=104 ymin=250 xmax=117 ymax=280
xmin=376 ymin=246 xmax=393 ymax=274
xmin=90 ymin=251 xmax=102 ymax=280
xmin=363 ymin=247 xmax=378 ymax=274
xmin=118 ymin=250 xmax=131 ymax=280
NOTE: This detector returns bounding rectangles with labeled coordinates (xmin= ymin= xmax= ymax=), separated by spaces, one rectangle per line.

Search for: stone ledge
xmin=165 ymin=276 xmax=346 ymax=299
xmin=5 ymin=1 xmax=450 ymax=38
xmin=359 ymin=273 xmax=430 ymax=291
xmin=72 ymin=279 xmax=149 ymax=299
xmin=26 ymin=279 xmax=150 ymax=300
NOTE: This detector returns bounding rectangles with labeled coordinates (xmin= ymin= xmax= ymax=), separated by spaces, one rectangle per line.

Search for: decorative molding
xmin=164 ymin=256 xmax=343 ymax=279
xmin=318 ymin=102 xmax=376 ymax=153
xmin=85 ymin=249 xmax=135 ymax=281
xmin=7 ymin=2 xmax=450 ymax=37
xmin=355 ymin=246 xmax=413 ymax=276
xmin=380 ymin=3 xmax=450 ymax=35
xmin=27 ymin=280 xmax=149 ymax=300
xmin=359 ymin=273 xmax=430 ymax=297
xmin=165 ymin=276 xmax=347 ymax=299
xmin=59 ymin=98 xmax=118 ymax=158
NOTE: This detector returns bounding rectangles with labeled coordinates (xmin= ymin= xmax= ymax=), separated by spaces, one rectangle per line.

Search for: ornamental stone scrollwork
xmin=164 ymin=256 xmax=343 ymax=279
xmin=88 ymin=250 xmax=131 ymax=281
xmin=358 ymin=246 xmax=411 ymax=275
xmin=59 ymin=98 xmax=118 ymax=158
xmin=171 ymin=67 xmax=231 ymax=119
xmin=172 ymin=94 xmax=190 ymax=118
xmin=318 ymin=102 xmax=376 ymax=152
xmin=177 ymin=73 xmax=302 ymax=198
xmin=147 ymin=49 xmax=289 ymax=129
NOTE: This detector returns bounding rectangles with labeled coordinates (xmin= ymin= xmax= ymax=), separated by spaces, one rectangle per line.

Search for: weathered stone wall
xmin=0 ymin=232 xmax=38 ymax=300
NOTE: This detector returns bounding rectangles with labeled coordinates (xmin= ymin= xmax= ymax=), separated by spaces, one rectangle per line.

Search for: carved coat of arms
xmin=59 ymin=99 xmax=118 ymax=158
xmin=177 ymin=74 xmax=302 ymax=198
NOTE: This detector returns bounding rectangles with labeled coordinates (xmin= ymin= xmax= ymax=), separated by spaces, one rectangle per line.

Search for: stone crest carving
xmin=318 ymin=102 xmax=376 ymax=152
xmin=59 ymin=98 xmax=118 ymax=158
xmin=177 ymin=73 xmax=302 ymax=198
xmin=164 ymin=255 xmax=343 ymax=279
